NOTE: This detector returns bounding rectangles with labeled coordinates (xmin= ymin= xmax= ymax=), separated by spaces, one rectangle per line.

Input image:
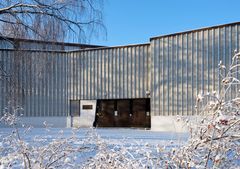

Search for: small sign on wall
xmin=82 ymin=105 xmax=93 ymax=110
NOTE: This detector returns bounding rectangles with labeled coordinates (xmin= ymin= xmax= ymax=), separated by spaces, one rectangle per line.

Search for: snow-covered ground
xmin=0 ymin=128 xmax=188 ymax=168
xmin=0 ymin=127 xmax=188 ymax=142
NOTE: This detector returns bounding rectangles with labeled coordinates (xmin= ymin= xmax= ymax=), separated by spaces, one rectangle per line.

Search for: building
xmin=0 ymin=36 xmax=103 ymax=50
xmin=0 ymin=22 xmax=240 ymax=131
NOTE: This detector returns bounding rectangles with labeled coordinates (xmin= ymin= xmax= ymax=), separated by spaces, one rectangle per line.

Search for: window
xmin=0 ymin=61 xmax=3 ymax=69
xmin=70 ymin=100 xmax=80 ymax=116
xmin=82 ymin=105 xmax=93 ymax=110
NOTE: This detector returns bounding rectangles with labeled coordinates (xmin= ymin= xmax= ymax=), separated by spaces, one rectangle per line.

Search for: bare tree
xmin=0 ymin=0 xmax=106 ymax=43
xmin=0 ymin=0 xmax=106 ymax=107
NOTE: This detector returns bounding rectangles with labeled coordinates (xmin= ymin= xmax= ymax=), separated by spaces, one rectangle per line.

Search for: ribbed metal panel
xmin=2 ymin=22 xmax=239 ymax=118
xmin=76 ymin=44 xmax=151 ymax=100
xmin=151 ymin=23 xmax=240 ymax=116
xmin=0 ymin=44 xmax=150 ymax=117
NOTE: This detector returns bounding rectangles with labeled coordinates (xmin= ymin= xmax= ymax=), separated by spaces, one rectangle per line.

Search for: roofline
xmin=150 ymin=21 xmax=240 ymax=40
xmin=71 ymin=43 xmax=150 ymax=52
xmin=0 ymin=36 xmax=105 ymax=48
xmin=0 ymin=48 xmax=67 ymax=53
xmin=0 ymin=43 xmax=150 ymax=53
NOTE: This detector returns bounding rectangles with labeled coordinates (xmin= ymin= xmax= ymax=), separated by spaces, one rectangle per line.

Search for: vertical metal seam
xmin=207 ymin=30 xmax=210 ymax=93
xmin=181 ymin=34 xmax=184 ymax=116
xmin=196 ymin=32 xmax=199 ymax=103
xmin=142 ymin=46 xmax=145 ymax=98
xmin=186 ymin=34 xmax=189 ymax=115
xmin=202 ymin=31 xmax=204 ymax=95
xmin=176 ymin=36 xmax=179 ymax=115
xmin=157 ymin=39 xmax=160 ymax=115
xmin=162 ymin=38 xmax=165 ymax=115
xmin=134 ymin=47 xmax=137 ymax=98
xmin=172 ymin=36 xmax=174 ymax=115
xmin=229 ymin=26 xmax=232 ymax=99
xmin=112 ymin=49 xmax=114 ymax=99
xmin=212 ymin=29 xmax=215 ymax=92
xmin=167 ymin=37 xmax=170 ymax=115
xmin=236 ymin=25 xmax=239 ymax=83
xmin=122 ymin=48 xmax=124 ymax=98
xmin=218 ymin=28 xmax=221 ymax=94
xmin=191 ymin=33 xmax=194 ymax=115
xmin=138 ymin=46 xmax=141 ymax=98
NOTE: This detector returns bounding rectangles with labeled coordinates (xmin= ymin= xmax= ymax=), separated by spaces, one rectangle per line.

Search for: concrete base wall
xmin=67 ymin=116 xmax=95 ymax=128
xmin=1 ymin=115 xmax=198 ymax=131
xmin=0 ymin=116 xmax=83 ymax=128
xmin=0 ymin=116 xmax=68 ymax=128
xmin=151 ymin=116 xmax=189 ymax=132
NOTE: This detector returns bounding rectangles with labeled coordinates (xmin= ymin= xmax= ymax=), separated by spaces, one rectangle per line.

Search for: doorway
xmin=95 ymin=98 xmax=150 ymax=128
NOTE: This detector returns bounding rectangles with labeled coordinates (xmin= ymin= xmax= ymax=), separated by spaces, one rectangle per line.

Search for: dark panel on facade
xmin=131 ymin=99 xmax=151 ymax=128
xmin=70 ymin=100 xmax=80 ymax=116
xmin=95 ymin=99 xmax=150 ymax=128
xmin=96 ymin=100 xmax=115 ymax=127
xmin=116 ymin=100 xmax=131 ymax=127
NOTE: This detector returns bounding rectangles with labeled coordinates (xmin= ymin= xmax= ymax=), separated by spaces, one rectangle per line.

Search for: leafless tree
xmin=0 ymin=0 xmax=106 ymax=43
xmin=0 ymin=0 xmax=106 ymax=107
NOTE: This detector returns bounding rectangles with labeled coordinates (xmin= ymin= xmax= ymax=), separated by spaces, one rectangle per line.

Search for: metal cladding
xmin=1 ymin=22 xmax=240 ymax=118
xmin=151 ymin=23 xmax=240 ymax=116
xmin=0 ymin=37 xmax=103 ymax=50
xmin=0 ymin=44 xmax=151 ymax=117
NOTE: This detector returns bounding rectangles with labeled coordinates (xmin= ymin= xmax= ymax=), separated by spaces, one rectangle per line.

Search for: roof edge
xmin=0 ymin=43 xmax=150 ymax=53
xmin=71 ymin=43 xmax=150 ymax=52
xmin=150 ymin=21 xmax=240 ymax=40
xmin=0 ymin=36 xmax=105 ymax=48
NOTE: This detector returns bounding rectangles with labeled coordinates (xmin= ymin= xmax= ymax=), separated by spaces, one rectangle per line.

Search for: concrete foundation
xmin=0 ymin=115 xmax=198 ymax=132
xmin=151 ymin=116 xmax=189 ymax=132
xmin=0 ymin=116 xmax=68 ymax=128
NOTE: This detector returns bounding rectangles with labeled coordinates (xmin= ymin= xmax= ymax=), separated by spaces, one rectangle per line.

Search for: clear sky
xmin=90 ymin=0 xmax=240 ymax=47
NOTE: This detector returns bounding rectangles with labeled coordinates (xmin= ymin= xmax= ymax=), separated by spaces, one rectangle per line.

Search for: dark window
xmin=82 ymin=105 xmax=93 ymax=110
xmin=0 ymin=61 xmax=3 ymax=69
xmin=70 ymin=100 xmax=80 ymax=116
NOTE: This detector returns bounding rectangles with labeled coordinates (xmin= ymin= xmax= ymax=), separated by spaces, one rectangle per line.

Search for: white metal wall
xmin=1 ymin=22 xmax=240 ymax=118
xmin=151 ymin=23 xmax=240 ymax=116
xmin=0 ymin=44 xmax=151 ymax=117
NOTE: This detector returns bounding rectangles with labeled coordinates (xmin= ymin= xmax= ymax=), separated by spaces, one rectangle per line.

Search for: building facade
xmin=0 ymin=36 xmax=103 ymax=50
xmin=1 ymin=22 xmax=240 ymax=131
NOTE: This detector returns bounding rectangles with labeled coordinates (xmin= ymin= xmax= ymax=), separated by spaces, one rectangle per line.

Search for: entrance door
xmin=96 ymin=100 xmax=115 ymax=127
xmin=131 ymin=99 xmax=150 ymax=128
xmin=95 ymin=99 xmax=150 ymax=128
xmin=116 ymin=100 xmax=130 ymax=127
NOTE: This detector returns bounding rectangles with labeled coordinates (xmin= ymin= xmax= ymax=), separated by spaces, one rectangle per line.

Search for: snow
xmin=0 ymin=128 xmax=188 ymax=168
xmin=0 ymin=128 xmax=188 ymax=147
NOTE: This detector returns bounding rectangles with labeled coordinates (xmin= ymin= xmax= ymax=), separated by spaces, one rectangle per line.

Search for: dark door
xmin=96 ymin=100 xmax=115 ymax=127
xmin=131 ymin=99 xmax=151 ymax=128
xmin=95 ymin=99 xmax=150 ymax=128
xmin=116 ymin=100 xmax=130 ymax=127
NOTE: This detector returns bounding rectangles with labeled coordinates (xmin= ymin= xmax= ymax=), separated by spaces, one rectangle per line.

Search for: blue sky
xmin=91 ymin=0 xmax=240 ymax=46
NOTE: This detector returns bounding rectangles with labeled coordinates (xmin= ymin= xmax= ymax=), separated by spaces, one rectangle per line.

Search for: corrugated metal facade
xmin=0 ymin=37 xmax=103 ymax=50
xmin=0 ymin=44 xmax=151 ymax=117
xmin=151 ymin=23 xmax=240 ymax=116
xmin=1 ymin=22 xmax=240 ymax=119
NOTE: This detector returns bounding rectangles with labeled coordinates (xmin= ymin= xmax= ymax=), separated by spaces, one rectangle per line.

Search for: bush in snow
xmin=0 ymin=104 xmax=90 ymax=169
xmin=170 ymin=52 xmax=240 ymax=168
